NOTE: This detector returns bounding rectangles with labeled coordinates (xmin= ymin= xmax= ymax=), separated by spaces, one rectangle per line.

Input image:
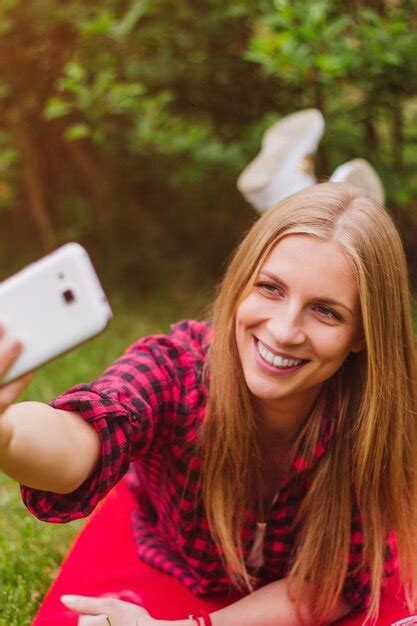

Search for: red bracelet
xmin=188 ymin=610 xmax=212 ymax=626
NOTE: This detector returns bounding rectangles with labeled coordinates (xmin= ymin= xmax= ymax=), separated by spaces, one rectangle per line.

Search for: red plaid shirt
xmin=21 ymin=320 xmax=396 ymax=610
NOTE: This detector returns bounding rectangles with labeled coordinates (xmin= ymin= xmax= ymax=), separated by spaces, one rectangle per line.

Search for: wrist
xmin=188 ymin=611 xmax=213 ymax=626
xmin=153 ymin=611 xmax=212 ymax=625
xmin=152 ymin=619 xmax=194 ymax=626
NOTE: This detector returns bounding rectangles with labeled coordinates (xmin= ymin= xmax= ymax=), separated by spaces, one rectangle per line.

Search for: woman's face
xmin=235 ymin=234 xmax=364 ymax=418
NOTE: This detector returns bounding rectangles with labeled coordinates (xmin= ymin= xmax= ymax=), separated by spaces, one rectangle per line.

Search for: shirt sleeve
xmin=20 ymin=328 xmax=191 ymax=523
xmin=342 ymin=510 xmax=398 ymax=611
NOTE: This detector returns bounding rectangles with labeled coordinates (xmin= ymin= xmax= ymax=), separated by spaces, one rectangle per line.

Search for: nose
xmin=266 ymin=302 xmax=306 ymax=347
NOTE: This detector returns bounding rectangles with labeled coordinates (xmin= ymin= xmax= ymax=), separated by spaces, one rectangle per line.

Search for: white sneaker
xmin=237 ymin=109 xmax=324 ymax=212
xmin=330 ymin=158 xmax=385 ymax=205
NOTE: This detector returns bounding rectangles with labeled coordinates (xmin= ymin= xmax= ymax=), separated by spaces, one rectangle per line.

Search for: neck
xmin=253 ymin=389 xmax=323 ymax=448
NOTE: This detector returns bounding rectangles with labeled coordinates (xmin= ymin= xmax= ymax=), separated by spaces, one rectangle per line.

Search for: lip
xmin=253 ymin=338 xmax=308 ymax=376
xmin=255 ymin=337 xmax=308 ymax=362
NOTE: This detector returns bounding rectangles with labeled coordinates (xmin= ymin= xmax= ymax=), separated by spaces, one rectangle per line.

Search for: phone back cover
xmin=0 ymin=243 xmax=112 ymax=383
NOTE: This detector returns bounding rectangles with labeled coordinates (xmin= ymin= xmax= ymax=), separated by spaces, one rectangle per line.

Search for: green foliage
xmin=1 ymin=0 xmax=417 ymax=289
xmin=38 ymin=0 xmax=250 ymax=170
xmin=246 ymin=1 xmax=417 ymax=215
xmin=45 ymin=57 xmax=147 ymax=144
xmin=247 ymin=0 xmax=358 ymax=88
xmin=0 ymin=131 xmax=18 ymax=208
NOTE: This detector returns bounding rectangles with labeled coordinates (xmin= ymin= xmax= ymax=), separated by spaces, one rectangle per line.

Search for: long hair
xmin=201 ymin=182 xmax=417 ymax=622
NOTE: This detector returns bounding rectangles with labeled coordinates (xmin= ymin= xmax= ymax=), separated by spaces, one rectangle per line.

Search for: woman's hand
xmin=61 ymin=595 xmax=156 ymax=626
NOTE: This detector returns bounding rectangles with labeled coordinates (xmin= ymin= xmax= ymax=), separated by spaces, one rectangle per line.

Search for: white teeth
xmin=257 ymin=341 xmax=303 ymax=369
xmin=265 ymin=350 xmax=274 ymax=364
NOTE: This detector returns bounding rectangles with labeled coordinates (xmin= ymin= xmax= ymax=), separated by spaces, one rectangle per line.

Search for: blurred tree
xmin=1 ymin=0 xmax=417 ymax=290
xmin=0 ymin=0 xmax=274 ymax=289
xmin=246 ymin=0 xmax=359 ymax=171
xmin=246 ymin=0 xmax=417 ymax=282
xmin=0 ymin=0 xmax=68 ymax=251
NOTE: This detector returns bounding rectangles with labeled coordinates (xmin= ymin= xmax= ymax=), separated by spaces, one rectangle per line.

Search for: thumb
xmin=61 ymin=595 xmax=109 ymax=615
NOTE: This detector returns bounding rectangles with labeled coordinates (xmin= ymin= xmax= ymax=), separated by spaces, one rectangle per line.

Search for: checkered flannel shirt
xmin=21 ymin=320 xmax=396 ymax=610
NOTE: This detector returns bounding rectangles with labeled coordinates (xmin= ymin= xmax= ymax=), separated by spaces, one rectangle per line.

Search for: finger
xmin=78 ymin=616 xmax=110 ymax=626
xmin=61 ymin=595 xmax=116 ymax=616
xmin=103 ymin=590 xmax=143 ymax=605
xmin=0 ymin=340 xmax=23 ymax=379
xmin=0 ymin=373 xmax=33 ymax=410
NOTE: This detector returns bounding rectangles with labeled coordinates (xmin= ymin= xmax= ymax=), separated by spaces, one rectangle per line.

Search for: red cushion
xmin=31 ymin=479 xmax=410 ymax=625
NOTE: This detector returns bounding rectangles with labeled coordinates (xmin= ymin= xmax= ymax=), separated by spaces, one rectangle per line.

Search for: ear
xmin=351 ymin=334 xmax=365 ymax=353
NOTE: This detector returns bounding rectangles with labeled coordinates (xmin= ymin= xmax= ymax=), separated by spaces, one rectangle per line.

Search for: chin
xmin=245 ymin=376 xmax=288 ymax=400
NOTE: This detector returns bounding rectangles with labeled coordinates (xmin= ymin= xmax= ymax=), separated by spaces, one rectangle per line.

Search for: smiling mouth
xmin=255 ymin=339 xmax=309 ymax=370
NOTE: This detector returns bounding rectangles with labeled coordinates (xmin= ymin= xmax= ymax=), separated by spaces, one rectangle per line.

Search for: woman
xmin=0 ymin=182 xmax=416 ymax=625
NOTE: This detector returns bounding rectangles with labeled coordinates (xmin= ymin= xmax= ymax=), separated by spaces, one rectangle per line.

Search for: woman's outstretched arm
xmin=0 ymin=336 xmax=101 ymax=494
xmin=1 ymin=401 xmax=100 ymax=493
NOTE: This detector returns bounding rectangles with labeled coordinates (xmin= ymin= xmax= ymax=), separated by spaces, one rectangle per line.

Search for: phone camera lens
xmin=63 ymin=289 xmax=75 ymax=304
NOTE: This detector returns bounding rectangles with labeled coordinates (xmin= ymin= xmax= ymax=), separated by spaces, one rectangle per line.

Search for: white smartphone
xmin=0 ymin=243 xmax=113 ymax=385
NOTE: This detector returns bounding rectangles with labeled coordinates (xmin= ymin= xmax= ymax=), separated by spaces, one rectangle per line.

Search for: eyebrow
xmin=258 ymin=270 xmax=355 ymax=316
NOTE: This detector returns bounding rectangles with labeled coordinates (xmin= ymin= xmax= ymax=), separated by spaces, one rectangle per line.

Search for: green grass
xmin=0 ymin=290 xmax=211 ymax=626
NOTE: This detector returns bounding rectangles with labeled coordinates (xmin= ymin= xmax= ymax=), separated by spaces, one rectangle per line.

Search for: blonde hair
xmin=201 ymin=182 xmax=417 ymax=622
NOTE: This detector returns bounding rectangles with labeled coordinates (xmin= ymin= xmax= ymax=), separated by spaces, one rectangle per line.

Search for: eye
xmin=314 ymin=305 xmax=340 ymax=321
xmin=255 ymin=281 xmax=282 ymax=296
